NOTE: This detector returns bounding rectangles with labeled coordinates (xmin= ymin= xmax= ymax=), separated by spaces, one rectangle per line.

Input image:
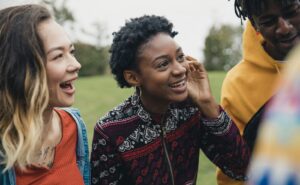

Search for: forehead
xmin=37 ymin=19 xmax=71 ymax=51
xmin=253 ymin=0 xmax=299 ymax=15
xmin=138 ymin=33 xmax=179 ymax=58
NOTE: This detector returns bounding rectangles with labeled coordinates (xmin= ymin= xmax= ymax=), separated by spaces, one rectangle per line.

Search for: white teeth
xmin=170 ymin=81 xmax=185 ymax=88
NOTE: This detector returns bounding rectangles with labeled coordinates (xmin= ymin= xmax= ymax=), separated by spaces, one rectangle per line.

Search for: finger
xmin=185 ymin=55 xmax=198 ymax=63
xmin=188 ymin=62 xmax=196 ymax=72
xmin=191 ymin=61 xmax=206 ymax=73
xmin=186 ymin=63 xmax=192 ymax=79
xmin=197 ymin=62 xmax=206 ymax=72
xmin=193 ymin=62 xmax=200 ymax=71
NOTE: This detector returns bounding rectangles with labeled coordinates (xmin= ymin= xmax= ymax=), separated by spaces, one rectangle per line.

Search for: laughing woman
xmin=91 ymin=15 xmax=250 ymax=185
xmin=0 ymin=4 xmax=90 ymax=185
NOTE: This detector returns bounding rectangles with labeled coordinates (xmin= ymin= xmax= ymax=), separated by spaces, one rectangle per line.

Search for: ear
xmin=123 ymin=70 xmax=141 ymax=87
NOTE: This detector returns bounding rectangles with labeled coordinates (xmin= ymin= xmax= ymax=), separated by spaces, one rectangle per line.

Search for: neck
xmin=41 ymin=106 xmax=62 ymax=147
xmin=43 ymin=106 xmax=54 ymax=127
xmin=139 ymin=93 xmax=169 ymax=115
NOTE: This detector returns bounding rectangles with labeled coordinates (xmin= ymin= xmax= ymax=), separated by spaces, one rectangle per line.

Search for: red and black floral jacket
xmin=91 ymin=94 xmax=250 ymax=185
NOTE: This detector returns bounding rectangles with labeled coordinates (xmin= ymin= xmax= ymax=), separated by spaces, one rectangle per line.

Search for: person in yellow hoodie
xmin=218 ymin=0 xmax=300 ymax=185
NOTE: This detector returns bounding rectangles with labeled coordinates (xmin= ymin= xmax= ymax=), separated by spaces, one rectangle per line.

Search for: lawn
xmin=74 ymin=71 xmax=227 ymax=185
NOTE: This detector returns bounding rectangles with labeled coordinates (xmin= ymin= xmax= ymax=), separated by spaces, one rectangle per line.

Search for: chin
xmin=63 ymin=101 xmax=74 ymax=107
xmin=171 ymin=94 xmax=188 ymax=103
xmin=51 ymin=100 xmax=74 ymax=108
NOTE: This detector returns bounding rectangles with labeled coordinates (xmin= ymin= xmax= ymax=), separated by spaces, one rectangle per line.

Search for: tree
xmin=41 ymin=0 xmax=75 ymax=26
xmin=39 ymin=0 xmax=110 ymax=76
xmin=203 ymin=24 xmax=243 ymax=71
xmin=74 ymin=42 xmax=109 ymax=76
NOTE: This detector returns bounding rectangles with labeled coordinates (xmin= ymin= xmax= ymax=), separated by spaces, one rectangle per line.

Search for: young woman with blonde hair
xmin=0 ymin=4 xmax=90 ymax=185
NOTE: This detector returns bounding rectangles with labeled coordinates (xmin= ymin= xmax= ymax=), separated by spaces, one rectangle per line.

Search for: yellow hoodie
xmin=217 ymin=21 xmax=285 ymax=185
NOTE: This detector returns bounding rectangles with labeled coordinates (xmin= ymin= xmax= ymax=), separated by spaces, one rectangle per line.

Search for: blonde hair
xmin=0 ymin=4 xmax=51 ymax=171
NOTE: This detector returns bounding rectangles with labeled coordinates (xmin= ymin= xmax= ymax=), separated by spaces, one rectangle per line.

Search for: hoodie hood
xmin=221 ymin=20 xmax=286 ymax=133
xmin=218 ymin=20 xmax=287 ymax=185
xmin=243 ymin=21 xmax=284 ymax=72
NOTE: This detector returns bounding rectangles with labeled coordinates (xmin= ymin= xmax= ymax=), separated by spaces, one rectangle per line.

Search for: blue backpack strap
xmin=0 ymin=163 xmax=16 ymax=185
xmin=60 ymin=108 xmax=91 ymax=185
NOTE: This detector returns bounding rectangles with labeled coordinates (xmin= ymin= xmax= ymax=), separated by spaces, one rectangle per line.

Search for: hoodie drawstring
xmin=274 ymin=64 xmax=281 ymax=76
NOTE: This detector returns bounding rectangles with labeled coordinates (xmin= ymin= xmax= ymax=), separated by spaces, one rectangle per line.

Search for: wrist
xmin=196 ymin=98 xmax=220 ymax=118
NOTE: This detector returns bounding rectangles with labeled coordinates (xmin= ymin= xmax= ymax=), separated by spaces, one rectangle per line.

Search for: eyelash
xmin=177 ymin=54 xmax=185 ymax=62
xmin=156 ymin=54 xmax=185 ymax=70
xmin=70 ymin=49 xmax=76 ymax=56
xmin=52 ymin=49 xmax=76 ymax=60
xmin=53 ymin=54 xmax=63 ymax=60
xmin=157 ymin=60 xmax=169 ymax=69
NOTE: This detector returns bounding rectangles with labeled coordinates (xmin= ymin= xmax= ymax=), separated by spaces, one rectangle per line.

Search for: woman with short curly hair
xmin=91 ymin=15 xmax=250 ymax=185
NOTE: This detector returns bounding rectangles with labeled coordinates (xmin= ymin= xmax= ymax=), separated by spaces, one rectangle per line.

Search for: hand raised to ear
xmin=186 ymin=56 xmax=219 ymax=118
xmin=186 ymin=56 xmax=210 ymax=103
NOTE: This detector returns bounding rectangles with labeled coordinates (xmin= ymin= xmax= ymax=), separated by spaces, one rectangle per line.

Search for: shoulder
xmin=223 ymin=61 xmax=248 ymax=83
xmin=57 ymin=107 xmax=86 ymax=129
xmin=60 ymin=107 xmax=81 ymax=117
xmin=95 ymin=95 xmax=140 ymax=131
xmin=93 ymin=95 xmax=143 ymax=144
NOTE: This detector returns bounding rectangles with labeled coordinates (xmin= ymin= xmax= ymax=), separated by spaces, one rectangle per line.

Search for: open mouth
xmin=60 ymin=81 xmax=74 ymax=90
xmin=59 ymin=79 xmax=77 ymax=95
xmin=169 ymin=80 xmax=186 ymax=88
xmin=169 ymin=78 xmax=187 ymax=93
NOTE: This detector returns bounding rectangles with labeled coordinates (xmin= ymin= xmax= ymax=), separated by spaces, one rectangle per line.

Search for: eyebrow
xmin=153 ymin=47 xmax=183 ymax=61
xmin=47 ymin=44 xmax=74 ymax=55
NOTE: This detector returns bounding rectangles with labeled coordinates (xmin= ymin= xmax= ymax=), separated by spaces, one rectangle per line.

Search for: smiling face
xmin=252 ymin=0 xmax=300 ymax=60
xmin=38 ymin=19 xmax=81 ymax=108
xmin=132 ymin=33 xmax=188 ymax=112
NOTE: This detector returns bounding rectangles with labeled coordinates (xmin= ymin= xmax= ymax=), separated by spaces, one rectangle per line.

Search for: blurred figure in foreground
xmin=248 ymin=44 xmax=300 ymax=185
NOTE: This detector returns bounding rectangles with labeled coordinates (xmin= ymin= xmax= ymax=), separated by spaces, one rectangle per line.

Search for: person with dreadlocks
xmin=218 ymin=0 xmax=300 ymax=185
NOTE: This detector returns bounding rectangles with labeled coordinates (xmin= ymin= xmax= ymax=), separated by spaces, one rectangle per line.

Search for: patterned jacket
xmin=91 ymin=94 xmax=249 ymax=185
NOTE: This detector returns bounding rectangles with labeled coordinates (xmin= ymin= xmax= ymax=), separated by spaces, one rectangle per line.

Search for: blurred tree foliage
xmin=203 ymin=24 xmax=243 ymax=71
xmin=74 ymin=43 xmax=109 ymax=76
xmin=41 ymin=0 xmax=74 ymax=26
xmin=40 ymin=0 xmax=110 ymax=76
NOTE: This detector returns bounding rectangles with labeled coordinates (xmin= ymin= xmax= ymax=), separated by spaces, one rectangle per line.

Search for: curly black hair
xmin=232 ymin=0 xmax=297 ymax=23
xmin=109 ymin=15 xmax=178 ymax=88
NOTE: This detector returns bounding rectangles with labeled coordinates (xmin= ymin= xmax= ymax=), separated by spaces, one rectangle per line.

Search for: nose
xmin=172 ymin=61 xmax=187 ymax=76
xmin=67 ymin=55 xmax=81 ymax=73
xmin=276 ymin=17 xmax=291 ymax=35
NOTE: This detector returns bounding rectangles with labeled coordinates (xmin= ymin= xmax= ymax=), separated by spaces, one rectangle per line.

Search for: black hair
xmin=233 ymin=0 xmax=298 ymax=23
xmin=109 ymin=15 xmax=178 ymax=88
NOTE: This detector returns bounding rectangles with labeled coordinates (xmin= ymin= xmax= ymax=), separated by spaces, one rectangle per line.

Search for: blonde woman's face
xmin=38 ymin=19 xmax=81 ymax=108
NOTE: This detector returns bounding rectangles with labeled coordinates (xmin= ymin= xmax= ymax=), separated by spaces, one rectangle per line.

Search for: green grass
xmin=74 ymin=71 xmax=226 ymax=185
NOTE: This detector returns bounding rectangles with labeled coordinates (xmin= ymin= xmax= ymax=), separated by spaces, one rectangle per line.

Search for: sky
xmin=0 ymin=0 xmax=242 ymax=60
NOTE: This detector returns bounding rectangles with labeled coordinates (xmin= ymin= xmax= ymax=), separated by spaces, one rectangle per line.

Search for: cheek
xmin=182 ymin=61 xmax=189 ymax=70
xmin=46 ymin=64 xmax=64 ymax=83
xmin=293 ymin=22 xmax=300 ymax=32
xmin=46 ymin=72 xmax=62 ymax=93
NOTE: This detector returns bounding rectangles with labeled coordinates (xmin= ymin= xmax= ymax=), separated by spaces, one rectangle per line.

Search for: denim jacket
xmin=0 ymin=108 xmax=90 ymax=185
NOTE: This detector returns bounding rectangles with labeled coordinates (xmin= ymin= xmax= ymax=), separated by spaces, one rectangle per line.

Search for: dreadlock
xmin=232 ymin=0 xmax=298 ymax=23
